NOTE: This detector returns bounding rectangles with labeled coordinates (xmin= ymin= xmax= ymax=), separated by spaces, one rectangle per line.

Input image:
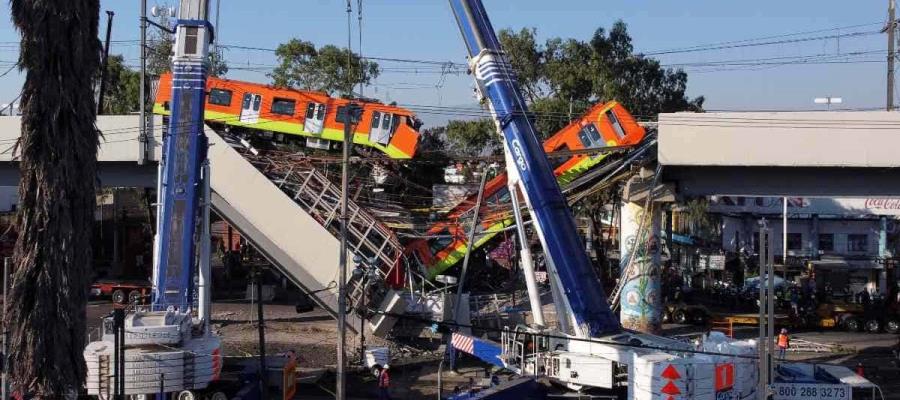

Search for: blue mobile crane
xmin=446 ymin=1 xmax=760 ymax=398
xmin=84 ymin=1 xmax=225 ymax=398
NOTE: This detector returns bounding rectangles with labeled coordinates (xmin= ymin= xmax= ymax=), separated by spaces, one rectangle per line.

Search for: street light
xmin=814 ymin=96 xmax=843 ymax=110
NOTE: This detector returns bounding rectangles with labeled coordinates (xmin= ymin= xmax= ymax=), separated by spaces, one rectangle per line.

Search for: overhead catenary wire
xmin=642 ymin=26 xmax=883 ymax=56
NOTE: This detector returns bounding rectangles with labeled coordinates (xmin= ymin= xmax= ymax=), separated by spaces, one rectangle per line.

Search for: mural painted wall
xmin=619 ymin=201 xmax=662 ymax=334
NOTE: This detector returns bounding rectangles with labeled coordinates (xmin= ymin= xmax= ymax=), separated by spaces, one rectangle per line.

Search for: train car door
xmin=370 ymin=111 xmax=393 ymax=145
xmin=304 ymin=102 xmax=326 ymax=134
xmin=240 ymin=93 xmax=262 ymax=123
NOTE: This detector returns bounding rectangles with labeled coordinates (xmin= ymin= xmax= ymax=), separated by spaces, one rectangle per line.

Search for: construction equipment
xmin=446 ymin=1 xmax=760 ymax=398
xmin=85 ymin=1 xmax=226 ymax=397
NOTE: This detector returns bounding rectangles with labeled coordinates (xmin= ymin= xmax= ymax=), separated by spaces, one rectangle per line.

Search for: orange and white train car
xmin=153 ymin=73 xmax=421 ymax=159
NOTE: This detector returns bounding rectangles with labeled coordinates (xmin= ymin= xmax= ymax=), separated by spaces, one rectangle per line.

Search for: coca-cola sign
xmin=710 ymin=196 xmax=900 ymax=216
xmin=865 ymin=198 xmax=900 ymax=210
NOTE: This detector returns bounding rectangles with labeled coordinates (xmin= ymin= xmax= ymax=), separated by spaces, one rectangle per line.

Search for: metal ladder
xmin=238 ymin=150 xmax=405 ymax=311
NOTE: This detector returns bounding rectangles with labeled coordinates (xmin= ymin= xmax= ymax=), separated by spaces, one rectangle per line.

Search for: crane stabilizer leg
xmin=448 ymin=0 xmax=618 ymax=338
xmin=503 ymin=146 xmax=546 ymax=328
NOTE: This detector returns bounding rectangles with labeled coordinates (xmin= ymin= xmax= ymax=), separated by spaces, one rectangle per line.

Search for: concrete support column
xmin=619 ymin=201 xmax=662 ymax=334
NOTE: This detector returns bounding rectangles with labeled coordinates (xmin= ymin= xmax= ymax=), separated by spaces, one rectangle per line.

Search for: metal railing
xmin=228 ymin=146 xmax=411 ymax=314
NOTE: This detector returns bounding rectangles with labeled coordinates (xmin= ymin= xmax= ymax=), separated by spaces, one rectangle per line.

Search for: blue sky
xmin=0 ymin=1 xmax=893 ymax=125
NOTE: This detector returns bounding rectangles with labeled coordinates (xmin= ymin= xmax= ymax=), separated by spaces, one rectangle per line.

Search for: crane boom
xmin=152 ymin=0 xmax=213 ymax=311
xmin=85 ymin=2 xmax=223 ymax=398
xmin=448 ymin=0 xmax=619 ymax=337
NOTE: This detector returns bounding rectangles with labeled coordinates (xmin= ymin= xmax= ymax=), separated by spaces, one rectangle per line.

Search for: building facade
xmin=714 ymin=197 xmax=899 ymax=296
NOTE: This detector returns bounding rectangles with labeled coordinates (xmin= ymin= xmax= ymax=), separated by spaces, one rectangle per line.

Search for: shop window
xmin=786 ymin=233 xmax=802 ymax=251
xmin=847 ymin=234 xmax=868 ymax=252
xmin=818 ymin=234 xmax=834 ymax=252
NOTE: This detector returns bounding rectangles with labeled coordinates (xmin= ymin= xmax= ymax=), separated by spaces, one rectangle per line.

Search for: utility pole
xmin=889 ymin=0 xmax=897 ymax=111
xmin=453 ymin=166 xmax=490 ymax=322
xmin=254 ymin=269 xmax=268 ymax=399
xmin=214 ymin=0 xmax=221 ymax=54
xmin=783 ymin=197 xmax=788 ymax=277
xmin=337 ymin=103 xmax=361 ymax=400
xmin=357 ymin=0 xmax=364 ymax=97
xmin=97 ymin=11 xmax=115 ymax=115
xmin=757 ymin=221 xmax=769 ymax=399
xmin=138 ymin=0 xmax=147 ymax=165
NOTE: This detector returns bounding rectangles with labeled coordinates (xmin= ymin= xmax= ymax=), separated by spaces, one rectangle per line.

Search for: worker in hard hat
xmin=378 ymin=364 xmax=391 ymax=400
xmin=777 ymin=328 xmax=790 ymax=360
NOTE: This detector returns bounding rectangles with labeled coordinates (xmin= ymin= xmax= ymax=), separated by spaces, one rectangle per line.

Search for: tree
xmin=682 ymin=198 xmax=719 ymax=241
xmin=269 ymin=38 xmax=378 ymax=95
xmin=444 ymin=119 xmax=499 ymax=157
xmin=589 ymin=21 xmax=704 ymax=118
xmin=8 ymin=0 xmax=101 ymax=396
xmin=497 ymin=28 xmax=544 ymax=102
xmin=102 ymin=55 xmax=141 ymax=114
xmin=448 ymin=22 xmax=704 ymax=151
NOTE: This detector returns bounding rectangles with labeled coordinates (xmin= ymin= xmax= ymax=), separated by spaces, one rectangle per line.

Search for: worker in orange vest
xmin=777 ymin=328 xmax=790 ymax=360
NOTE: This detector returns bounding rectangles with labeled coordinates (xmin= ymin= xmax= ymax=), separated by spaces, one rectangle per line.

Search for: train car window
xmin=252 ymin=95 xmax=262 ymax=111
xmin=336 ymin=105 xmax=352 ymax=123
xmin=485 ymin=187 xmax=512 ymax=205
xmin=583 ymin=123 xmax=603 ymax=147
xmin=391 ymin=114 xmax=401 ymax=133
xmin=405 ymin=115 xmax=423 ymax=131
xmin=577 ymin=129 xmax=592 ymax=148
xmin=428 ymin=228 xmax=454 ymax=253
xmin=271 ymin=98 xmax=296 ymax=116
xmin=496 ymin=188 xmax=511 ymax=204
xmin=208 ymin=89 xmax=232 ymax=106
xmin=316 ymin=104 xmax=326 ymax=120
xmin=242 ymin=94 xmax=252 ymax=109
xmin=605 ymin=109 xmax=626 ymax=139
xmin=382 ymin=113 xmax=392 ymax=130
xmin=305 ymin=102 xmax=316 ymax=119
xmin=371 ymin=111 xmax=381 ymax=128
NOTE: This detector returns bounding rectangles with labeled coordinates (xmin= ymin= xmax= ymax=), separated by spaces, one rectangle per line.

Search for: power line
xmin=642 ymin=21 xmax=883 ymax=55
xmin=643 ymin=30 xmax=882 ymax=56
xmin=0 ymin=63 xmax=18 ymax=78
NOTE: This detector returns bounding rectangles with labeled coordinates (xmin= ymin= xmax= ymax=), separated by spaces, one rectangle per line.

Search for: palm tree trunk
xmin=7 ymin=0 xmax=101 ymax=397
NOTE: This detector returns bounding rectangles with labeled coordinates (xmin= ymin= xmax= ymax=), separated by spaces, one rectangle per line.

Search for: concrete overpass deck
xmin=657 ymin=111 xmax=900 ymax=196
xmin=0 ymin=115 xmax=160 ymax=187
